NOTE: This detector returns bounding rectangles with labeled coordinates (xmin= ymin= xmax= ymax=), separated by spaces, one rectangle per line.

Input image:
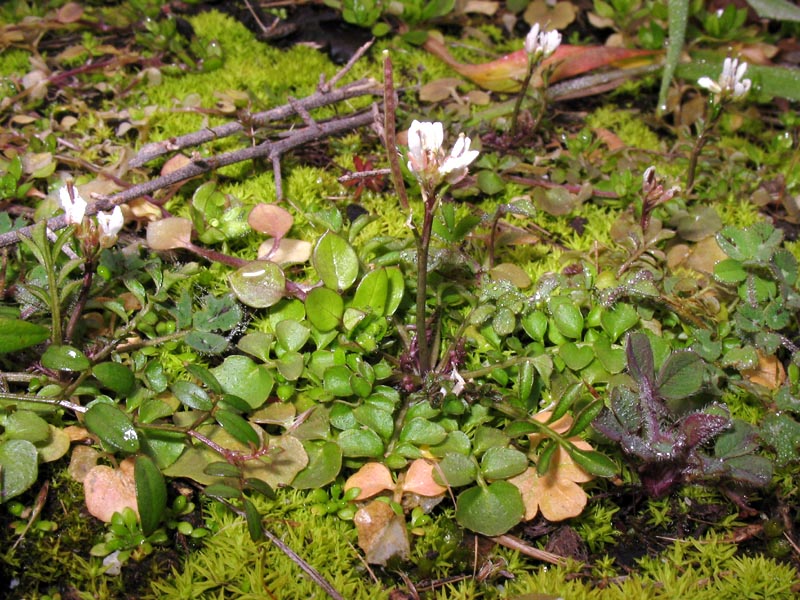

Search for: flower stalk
xmin=510 ymin=23 xmax=561 ymax=137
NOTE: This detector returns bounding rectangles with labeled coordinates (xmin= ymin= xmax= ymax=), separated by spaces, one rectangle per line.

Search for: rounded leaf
xmin=455 ymin=481 xmax=524 ymax=536
xmin=0 ymin=439 xmax=38 ymax=502
xmin=292 ymin=441 xmax=342 ymax=489
xmin=313 ymin=231 xmax=359 ymax=291
xmin=305 ymin=287 xmax=344 ymax=331
xmin=550 ymin=298 xmax=584 ymax=340
xmin=211 ymin=355 xmax=274 ymax=409
xmin=435 ymin=452 xmax=477 ymax=487
xmin=337 ymin=428 xmax=384 ymax=457
xmin=248 ymin=203 xmax=293 ymax=238
xmin=480 ymin=447 xmax=529 ymax=480
xmin=228 ymin=261 xmax=286 ymax=308
xmin=92 ymin=362 xmax=136 ymax=396
xmin=146 ymin=217 xmax=192 ymax=250
xmin=41 ymin=344 xmax=89 ymax=371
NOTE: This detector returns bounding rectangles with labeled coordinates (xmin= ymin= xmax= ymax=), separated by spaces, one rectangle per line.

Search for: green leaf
xmin=244 ymin=497 xmax=264 ymax=542
xmin=566 ymin=446 xmax=618 ymax=478
xmin=204 ymin=483 xmax=242 ymax=498
xmin=337 ymin=428 xmax=384 ymax=457
xmin=435 ymin=452 xmax=477 ymax=487
xmin=399 ymin=418 xmax=447 ymax=446
xmin=323 ymin=365 xmax=353 ymax=397
xmin=204 ymin=461 xmax=242 ymax=478
xmin=480 ymin=447 xmax=528 ymax=480
xmin=135 ymin=455 xmax=167 ymax=536
xmin=313 ymin=231 xmax=359 ymax=291
xmin=4 ymin=410 xmax=50 ymax=443
xmin=473 ymin=426 xmax=509 ymax=455
xmin=228 ymin=261 xmax=286 ymax=308
xmin=455 ymin=481 xmax=524 ymax=536
xmin=171 ymin=380 xmax=213 ymax=411
xmin=84 ymin=403 xmax=140 ymax=453
xmin=305 ymin=287 xmax=344 ymax=332
xmin=0 ymin=439 xmax=38 ymax=503
xmin=353 ymin=405 xmax=394 ymax=440
xmin=549 ymin=298 xmax=584 ymax=340
xmin=600 ymin=303 xmax=639 ymax=342
xmin=41 ymin=345 xmax=89 ymax=372
xmin=215 ymin=410 xmax=260 ymax=446
xmin=559 ymin=342 xmax=594 ymax=371
xmin=476 ymin=170 xmax=505 ymax=195
xmin=291 ymin=440 xmax=342 ymax=489
xmin=656 ymin=350 xmax=704 ymax=400
xmin=657 ymin=0 xmax=689 ymax=114
xmin=185 ymin=364 xmax=223 ymax=395
xmin=92 ymin=362 xmax=136 ymax=396
xmin=761 ymin=413 xmax=800 ymax=467
xmin=0 ymin=318 xmax=49 ymax=353
xmin=567 ymin=401 xmax=605 ymax=437
xmin=275 ymin=320 xmax=310 ymax=352
xmin=713 ymin=258 xmax=747 ymax=283
xmin=211 ymin=355 xmax=275 ymax=409
xmin=745 ymin=0 xmax=800 ymax=22
xmin=185 ymin=331 xmax=229 ymax=354
xmin=352 ymin=268 xmax=389 ymax=316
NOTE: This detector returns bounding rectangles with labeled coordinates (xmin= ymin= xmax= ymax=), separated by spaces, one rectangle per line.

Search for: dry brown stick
xmin=0 ymin=110 xmax=376 ymax=248
xmin=129 ymin=78 xmax=379 ymax=167
xmin=492 ymin=534 xmax=570 ymax=566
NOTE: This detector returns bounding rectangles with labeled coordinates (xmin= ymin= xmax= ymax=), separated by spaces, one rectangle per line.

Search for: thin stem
xmin=686 ymin=102 xmax=723 ymax=192
xmin=382 ymin=54 xmax=409 ymax=211
xmin=65 ymin=258 xmax=95 ymax=343
xmin=510 ymin=59 xmax=536 ymax=138
xmin=415 ymin=194 xmax=437 ymax=375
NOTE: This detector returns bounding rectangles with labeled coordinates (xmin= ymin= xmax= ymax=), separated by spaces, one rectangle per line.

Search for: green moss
xmin=585 ymin=106 xmax=664 ymax=153
xmin=0 ymin=48 xmax=29 ymax=75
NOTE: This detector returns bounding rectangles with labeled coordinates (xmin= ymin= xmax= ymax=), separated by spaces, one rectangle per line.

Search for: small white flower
xmin=524 ymin=23 xmax=562 ymax=61
xmin=58 ymin=185 xmax=87 ymax=225
xmin=406 ymin=120 xmax=479 ymax=190
xmin=407 ymin=120 xmax=444 ymax=176
xmin=698 ymin=57 xmax=751 ymax=100
xmin=97 ymin=206 xmax=124 ymax=244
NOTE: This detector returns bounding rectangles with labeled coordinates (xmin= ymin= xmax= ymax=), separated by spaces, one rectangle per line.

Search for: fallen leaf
xmin=68 ymin=445 xmax=100 ymax=483
xmin=248 ymin=203 xmax=293 ymax=238
xmin=353 ymin=499 xmax=410 ymax=565
xmin=257 ymin=238 xmax=312 ymax=265
xmin=344 ymin=462 xmax=395 ymax=500
xmin=524 ymin=0 xmax=577 ymax=30
xmin=83 ymin=458 xmax=138 ymax=523
xmin=402 ymin=459 xmax=447 ymax=497
xmin=742 ymin=352 xmax=786 ymax=390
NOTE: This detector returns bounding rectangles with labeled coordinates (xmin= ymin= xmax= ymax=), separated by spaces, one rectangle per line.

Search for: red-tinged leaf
xmin=424 ymin=35 xmax=660 ymax=93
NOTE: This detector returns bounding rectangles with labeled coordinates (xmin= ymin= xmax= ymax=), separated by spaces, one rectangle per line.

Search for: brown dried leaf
xmin=344 ymin=462 xmax=394 ymax=500
xmin=146 ymin=217 xmax=193 ymax=250
xmin=248 ymin=203 xmax=293 ymax=238
xmin=161 ymin=153 xmax=192 ymax=176
xmin=419 ymin=78 xmax=464 ymax=103
xmin=742 ymin=352 xmax=786 ymax=390
xmin=68 ymin=445 xmax=100 ymax=483
xmin=257 ymin=238 xmax=312 ymax=265
xmin=524 ymin=0 xmax=577 ymax=30
xmin=83 ymin=458 xmax=139 ymax=523
xmin=353 ymin=499 xmax=410 ymax=565
xmin=402 ymin=459 xmax=447 ymax=497
xmin=56 ymin=2 xmax=84 ymax=23
xmin=462 ymin=1 xmax=498 ymax=16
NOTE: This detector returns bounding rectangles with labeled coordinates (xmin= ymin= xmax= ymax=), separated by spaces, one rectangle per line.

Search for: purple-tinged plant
xmin=594 ymin=332 xmax=771 ymax=497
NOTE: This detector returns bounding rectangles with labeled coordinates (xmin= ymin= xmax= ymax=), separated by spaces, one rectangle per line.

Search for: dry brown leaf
xmin=161 ymin=153 xmax=192 ymax=176
xmin=742 ymin=352 xmax=786 ymax=390
xmin=419 ymin=78 xmax=464 ymax=103
xmin=594 ymin=127 xmax=626 ymax=152
xmin=462 ymin=1 xmax=498 ymax=16
xmin=83 ymin=458 xmax=138 ymax=523
xmin=353 ymin=499 xmax=410 ymax=565
xmin=56 ymin=2 xmax=84 ymax=23
xmin=402 ymin=459 xmax=447 ymax=497
xmin=344 ymin=462 xmax=394 ymax=501
xmin=524 ymin=0 xmax=577 ymax=30
xmin=68 ymin=445 xmax=100 ymax=483
xmin=63 ymin=425 xmax=90 ymax=442
xmin=257 ymin=238 xmax=312 ymax=265
xmin=248 ymin=203 xmax=293 ymax=238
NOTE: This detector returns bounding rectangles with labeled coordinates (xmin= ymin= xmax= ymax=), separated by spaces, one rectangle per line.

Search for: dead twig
xmin=129 ymin=78 xmax=379 ymax=167
xmin=492 ymin=533 xmax=570 ymax=566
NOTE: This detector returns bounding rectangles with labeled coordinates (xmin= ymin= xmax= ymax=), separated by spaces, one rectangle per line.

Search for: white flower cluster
xmin=58 ymin=185 xmax=124 ymax=246
xmin=697 ymin=57 xmax=751 ymax=101
xmin=406 ymin=120 xmax=479 ymax=191
xmin=524 ymin=23 xmax=562 ymax=62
